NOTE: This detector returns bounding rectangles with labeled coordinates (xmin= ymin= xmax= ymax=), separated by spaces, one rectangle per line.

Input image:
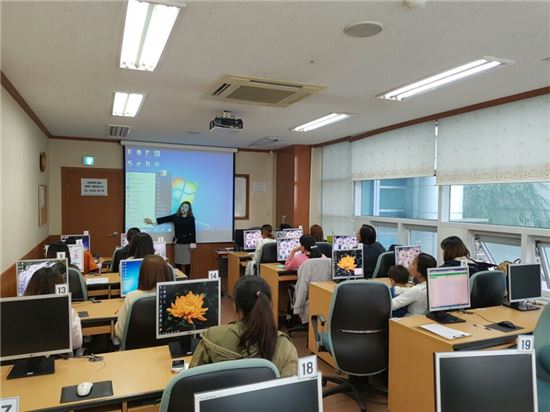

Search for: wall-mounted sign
xmin=81 ymin=178 xmax=108 ymax=196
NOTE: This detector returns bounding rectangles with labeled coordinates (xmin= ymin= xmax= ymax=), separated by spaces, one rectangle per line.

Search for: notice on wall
xmin=252 ymin=182 xmax=267 ymax=193
xmin=81 ymin=178 xmax=108 ymax=196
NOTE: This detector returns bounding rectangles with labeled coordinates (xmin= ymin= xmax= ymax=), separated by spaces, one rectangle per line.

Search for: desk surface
xmin=85 ymin=269 xmax=186 ymax=285
xmin=1 ymin=346 xmax=191 ymax=411
xmin=72 ymin=298 xmax=124 ymax=323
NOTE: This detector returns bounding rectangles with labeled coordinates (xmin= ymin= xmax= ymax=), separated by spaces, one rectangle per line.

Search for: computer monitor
xmin=156 ymin=278 xmax=220 ymax=339
xmin=120 ymin=258 xmax=143 ymax=297
xmin=435 ymin=350 xmax=537 ymax=412
xmin=195 ymin=374 xmax=322 ymax=412
xmin=507 ymin=263 xmax=541 ymax=311
xmin=283 ymin=228 xmax=303 ymax=239
xmin=121 ymin=233 xmax=128 ymax=247
xmin=277 ymin=237 xmax=300 ymax=262
xmin=332 ymin=235 xmax=358 ymax=251
xmin=426 ymin=266 xmax=470 ymax=324
xmin=68 ymin=244 xmax=84 ymax=272
xmin=395 ymin=245 xmax=421 ymax=269
xmin=154 ymin=241 xmax=167 ymax=258
xmin=332 ymin=248 xmax=364 ymax=280
xmin=16 ymin=258 xmax=68 ymax=297
xmin=0 ymin=294 xmax=72 ymax=379
xmin=234 ymin=229 xmax=245 ymax=251
xmin=243 ymin=229 xmax=262 ymax=251
xmin=60 ymin=234 xmax=90 ymax=251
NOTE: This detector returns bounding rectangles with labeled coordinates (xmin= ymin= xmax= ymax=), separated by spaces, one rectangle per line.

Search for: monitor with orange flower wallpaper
xmin=156 ymin=278 xmax=220 ymax=339
xmin=332 ymin=248 xmax=364 ymax=280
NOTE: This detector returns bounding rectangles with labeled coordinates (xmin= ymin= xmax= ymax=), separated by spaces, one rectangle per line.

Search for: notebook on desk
xmin=86 ymin=277 xmax=109 ymax=285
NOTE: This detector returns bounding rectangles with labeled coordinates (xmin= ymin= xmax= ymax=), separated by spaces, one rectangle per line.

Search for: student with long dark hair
xmin=284 ymin=235 xmax=323 ymax=271
xmin=112 ymin=227 xmax=141 ymax=273
xmin=127 ymin=232 xmax=155 ymax=258
xmin=309 ymin=224 xmax=325 ymax=242
xmin=357 ymin=224 xmax=386 ymax=278
xmin=440 ymin=236 xmax=481 ymax=276
xmin=190 ymin=276 xmax=298 ymax=377
xmin=144 ymin=201 xmax=196 ymax=275
xmin=24 ymin=267 xmax=83 ymax=349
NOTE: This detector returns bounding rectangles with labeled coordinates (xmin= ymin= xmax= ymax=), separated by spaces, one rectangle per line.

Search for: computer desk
xmin=72 ymin=298 xmax=124 ymax=336
xmin=227 ymin=251 xmax=251 ymax=298
xmin=307 ymin=279 xmax=392 ymax=368
xmin=0 ymin=346 xmax=191 ymax=411
xmin=260 ymin=263 xmax=298 ymax=329
xmin=389 ymin=305 xmax=543 ymax=412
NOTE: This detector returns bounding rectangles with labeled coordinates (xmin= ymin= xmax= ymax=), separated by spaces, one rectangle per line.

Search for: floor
xmin=220 ymin=295 xmax=389 ymax=412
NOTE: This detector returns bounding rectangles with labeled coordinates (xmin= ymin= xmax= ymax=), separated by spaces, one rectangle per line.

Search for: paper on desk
xmin=86 ymin=277 xmax=109 ymax=285
xmin=419 ymin=323 xmax=471 ymax=340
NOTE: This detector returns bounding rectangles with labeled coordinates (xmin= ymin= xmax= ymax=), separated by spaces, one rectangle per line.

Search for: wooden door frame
xmin=61 ymin=167 xmax=124 ymax=234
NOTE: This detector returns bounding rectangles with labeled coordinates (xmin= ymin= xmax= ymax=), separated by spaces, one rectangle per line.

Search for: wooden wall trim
xmin=1 ymin=71 xmax=51 ymax=138
xmin=0 ymin=235 xmax=60 ymax=297
xmin=313 ymin=86 xmax=550 ymax=148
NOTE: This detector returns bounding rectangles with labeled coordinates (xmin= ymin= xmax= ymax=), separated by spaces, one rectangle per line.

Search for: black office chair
xmin=469 ymin=270 xmax=506 ymax=308
xmin=312 ymin=280 xmax=392 ymax=412
xmin=372 ymin=251 xmax=395 ymax=278
xmin=121 ymin=293 xmax=163 ymax=350
xmin=68 ymin=268 xmax=88 ymax=301
xmin=316 ymin=242 xmax=332 ymax=258
xmin=259 ymin=242 xmax=278 ymax=265
xmin=159 ymin=359 xmax=279 ymax=412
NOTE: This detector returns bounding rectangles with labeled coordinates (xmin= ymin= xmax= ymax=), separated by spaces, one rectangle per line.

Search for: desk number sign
xmin=208 ymin=270 xmax=219 ymax=280
xmin=1 ymin=397 xmax=19 ymax=412
xmin=517 ymin=335 xmax=534 ymax=352
xmin=55 ymin=284 xmax=68 ymax=295
xmin=298 ymin=355 xmax=317 ymax=379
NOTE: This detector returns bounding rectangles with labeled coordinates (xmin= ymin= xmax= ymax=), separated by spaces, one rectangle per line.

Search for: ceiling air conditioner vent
xmin=107 ymin=124 xmax=131 ymax=138
xmin=208 ymin=75 xmax=323 ymax=108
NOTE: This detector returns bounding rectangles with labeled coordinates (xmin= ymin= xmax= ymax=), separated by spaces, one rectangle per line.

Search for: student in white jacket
xmin=392 ymin=253 xmax=437 ymax=316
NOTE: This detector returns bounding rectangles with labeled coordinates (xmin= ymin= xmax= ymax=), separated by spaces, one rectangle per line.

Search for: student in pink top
xmin=284 ymin=235 xmax=323 ymax=271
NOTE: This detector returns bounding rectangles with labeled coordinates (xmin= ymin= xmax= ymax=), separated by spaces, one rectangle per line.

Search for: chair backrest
xmin=327 ymin=280 xmax=391 ymax=375
xmin=259 ymin=242 xmax=277 ymax=264
xmin=469 ymin=270 xmax=506 ymax=308
xmin=316 ymin=242 xmax=332 ymax=259
xmin=297 ymin=258 xmax=332 ymax=281
xmin=68 ymin=268 xmax=87 ymax=301
xmin=122 ymin=293 xmax=163 ymax=350
xmin=159 ymin=359 xmax=279 ymax=412
xmin=534 ymin=304 xmax=550 ymax=381
xmin=372 ymin=251 xmax=395 ymax=278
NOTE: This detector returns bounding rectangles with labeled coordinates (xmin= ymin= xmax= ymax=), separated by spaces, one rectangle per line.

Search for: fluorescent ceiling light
xmin=379 ymin=57 xmax=513 ymax=101
xmin=112 ymin=92 xmax=145 ymax=117
xmin=291 ymin=113 xmax=352 ymax=132
xmin=120 ymin=0 xmax=182 ymax=71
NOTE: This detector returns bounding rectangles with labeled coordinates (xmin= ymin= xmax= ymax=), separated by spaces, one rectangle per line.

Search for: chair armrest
xmin=311 ymin=314 xmax=327 ymax=352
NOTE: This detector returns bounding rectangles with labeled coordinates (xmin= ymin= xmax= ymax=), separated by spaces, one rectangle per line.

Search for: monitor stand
xmin=426 ymin=311 xmax=465 ymax=324
xmin=505 ymin=301 xmax=540 ymax=311
xmin=7 ymin=356 xmax=55 ymax=379
xmin=169 ymin=335 xmax=200 ymax=359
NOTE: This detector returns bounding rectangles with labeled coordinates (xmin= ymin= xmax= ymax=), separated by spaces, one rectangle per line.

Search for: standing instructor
xmin=144 ymin=201 xmax=196 ymax=275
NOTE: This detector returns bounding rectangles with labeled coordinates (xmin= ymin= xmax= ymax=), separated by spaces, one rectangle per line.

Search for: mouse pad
xmin=486 ymin=323 xmax=523 ymax=332
xmin=60 ymin=380 xmax=113 ymax=404
xmin=78 ymin=311 xmax=89 ymax=318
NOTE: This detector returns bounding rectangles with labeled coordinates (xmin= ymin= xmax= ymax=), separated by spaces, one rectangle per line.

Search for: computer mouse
xmin=77 ymin=381 xmax=93 ymax=397
xmin=497 ymin=321 xmax=516 ymax=329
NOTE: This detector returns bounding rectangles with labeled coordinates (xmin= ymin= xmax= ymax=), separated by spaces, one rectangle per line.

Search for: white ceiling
xmin=1 ymin=1 xmax=549 ymax=148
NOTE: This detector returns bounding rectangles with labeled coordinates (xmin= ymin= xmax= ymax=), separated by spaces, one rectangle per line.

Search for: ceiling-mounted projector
xmin=209 ymin=111 xmax=243 ymax=131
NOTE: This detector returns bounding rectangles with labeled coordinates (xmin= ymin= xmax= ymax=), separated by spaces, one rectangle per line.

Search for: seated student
xmin=284 ymin=235 xmax=323 ymax=271
xmin=357 ymin=224 xmax=386 ymax=278
xmin=388 ymin=265 xmax=411 ymax=318
xmin=440 ymin=236 xmax=480 ymax=276
xmin=112 ymin=227 xmax=141 ymax=273
xmin=278 ymin=223 xmax=292 ymax=231
xmin=309 ymin=224 xmax=325 ymax=242
xmin=190 ymin=276 xmax=298 ymax=377
xmin=392 ymin=253 xmax=437 ymax=316
xmin=245 ymin=224 xmax=276 ymax=276
xmin=46 ymin=242 xmax=79 ymax=270
xmin=127 ymin=232 xmax=155 ymax=259
xmin=65 ymin=237 xmax=98 ymax=274
xmin=24 ymin=267 xmax=83 ymax=349
xmin=114 ymin=255 xmax=172 ymax=340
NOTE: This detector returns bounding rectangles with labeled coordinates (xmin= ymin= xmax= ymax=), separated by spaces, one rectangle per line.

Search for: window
xmin=450 ymin=182 xmax=550 ymax=228
xmin=357 ymin=176 xmax=438 ymax=220
xmin=474 ymin=235 xmax=521 ymax=264
xmin=409 ymin=227 xmax=438 ymax=257
xmin=537 ymin=242 xmax=550 ymax=291
xmin=374 ymin=224 xmax=398 ymax=250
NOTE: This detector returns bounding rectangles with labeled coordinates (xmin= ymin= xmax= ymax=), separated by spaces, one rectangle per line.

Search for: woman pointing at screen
xmin=144 ymin=201 xmax=196 ymax=275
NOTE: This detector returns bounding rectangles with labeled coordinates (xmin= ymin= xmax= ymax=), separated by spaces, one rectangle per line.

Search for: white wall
xmin=235 ymin=150 xmax=276 ymax=229
xmin=1 ymin=90 xmax=49 ymax=271
xmin=48 ymin=139 xmax=123 ymax=234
